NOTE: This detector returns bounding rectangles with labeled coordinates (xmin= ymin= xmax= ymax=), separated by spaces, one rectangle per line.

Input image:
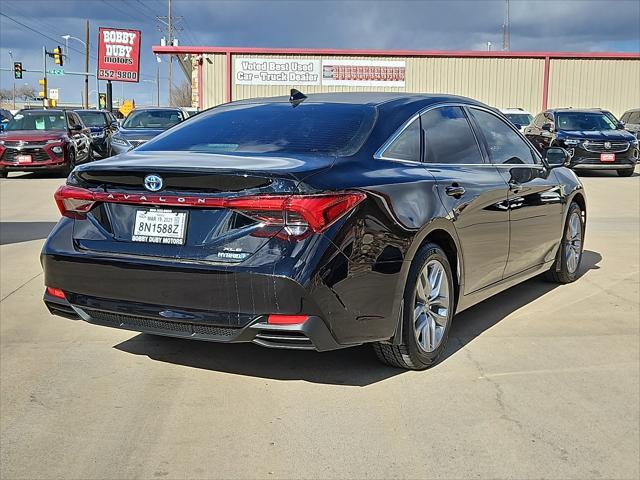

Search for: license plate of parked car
xmin=16 ymin=155 xmax=32 ymax=164
xmin=600 ymin=153 xmax=615 ymax=162
xmin=132 ymin=209 xmax=187 ymax=245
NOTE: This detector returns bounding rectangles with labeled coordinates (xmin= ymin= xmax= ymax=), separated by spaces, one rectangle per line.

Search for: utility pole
xmin=84 ymin=19 xmax=89 ymax=109
xmin=168 ymin=0 xmax=172 ymax=105
xmin=157 ymin=0 xmax=182 ymax=107
xmin=502 ymin=0 xmax=510 ymax=51
xmin=9 ymin=51 xmax=15 ymax=109
xmin=157 ymin=66 xmax=160 ymax=107
xmin=42 ymin=46 xmax=47 ymax=108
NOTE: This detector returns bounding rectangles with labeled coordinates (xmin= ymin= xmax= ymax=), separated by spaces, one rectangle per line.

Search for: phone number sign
xmin=97 ymin=27 xmax=141 ymax=82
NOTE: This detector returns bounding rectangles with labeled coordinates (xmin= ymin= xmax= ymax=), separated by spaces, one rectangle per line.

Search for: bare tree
xmin=17 ymin=85 xmax=37 ymax=102
xmin=0 ymin=89 xmax=13 ymax=106
xmin=170 ymin=81 xmax=192 ymax=107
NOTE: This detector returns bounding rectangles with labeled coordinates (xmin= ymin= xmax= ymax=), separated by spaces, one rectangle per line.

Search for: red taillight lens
xmin=54 ymin=185 xmax=96 ymax=218
xmin=53 ymin=185 xmax=365 ymax=234
xmin=267 ymin=314 xmax=309 ymax=325
xmin=46 ymin=287 xmax=66 ymax=299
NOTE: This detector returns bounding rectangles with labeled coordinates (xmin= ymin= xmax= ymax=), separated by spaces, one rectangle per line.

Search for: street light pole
xmin=84 ymin=20 xmax=89 ymax=109
xmin=8 ymin=50 xmax=15 ymax=109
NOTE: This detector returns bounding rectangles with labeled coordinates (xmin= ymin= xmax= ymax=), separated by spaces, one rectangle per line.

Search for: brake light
xmin=54 ymin=185 xmax=96 ymax=218
xmin=267 ymin=314 xmax=309 ymax=325
xmin=46 ymin=287 xmax=66 ymax=299
xmin=53 ymin=185 xmax=365 ymax=233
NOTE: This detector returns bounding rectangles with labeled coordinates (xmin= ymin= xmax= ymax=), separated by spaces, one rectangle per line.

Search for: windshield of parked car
xmin=77 ymin=111 xmax=107 ymax=127
xmin=504 ymin=113 xmax=533 ymax=126
xmin=556 ymin=112 xmax=618 ymax=131
xmin=137 ymin=102 xmax=377 ymax=156
xmin=4 ymin=111 xmax=66 ymax=131
xmin=122 ymin=110 xmax=182 ymax=129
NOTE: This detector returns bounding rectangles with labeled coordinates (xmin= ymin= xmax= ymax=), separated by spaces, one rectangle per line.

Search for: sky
xmin=1 ymin=0 xmax=639 ymax=107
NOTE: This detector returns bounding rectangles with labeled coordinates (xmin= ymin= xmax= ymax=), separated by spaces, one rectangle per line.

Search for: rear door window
xmin=421 ymin=106 xmax=484 ymax=164
xmin=469 ymin=108 xmax=538 ymax=165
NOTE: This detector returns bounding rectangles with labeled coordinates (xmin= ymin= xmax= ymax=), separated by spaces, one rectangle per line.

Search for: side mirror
xmin=110 ymin=120 xmax=119 ymax=128
xmin=541 ymin=123 xmax=553 ymax=132
xmin=513 ymin=123 xmax=522 ymax=130
xmin=544 ymin=147 xmax=570 ymax=168
xmin=70 ymin=124 xmax=83 ymax=131
xmin=617 ymin=122 xmax=625 ymax=130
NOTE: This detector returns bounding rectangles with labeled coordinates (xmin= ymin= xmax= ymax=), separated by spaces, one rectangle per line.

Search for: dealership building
xmin=152 ymin=46 xmax=640 ymax=117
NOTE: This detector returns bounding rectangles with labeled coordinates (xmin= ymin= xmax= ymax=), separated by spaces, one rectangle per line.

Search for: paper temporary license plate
xmin=132 ymin=209 xmax=187 ymax=245
xmin=600 ymin=153 xmax=615 ymax=162
xmin=16 ymin=154 xmax=32 ymax=164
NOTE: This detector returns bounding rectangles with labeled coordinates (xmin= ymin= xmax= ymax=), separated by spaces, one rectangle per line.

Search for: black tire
xmin=546 ymin=202 xmax=584 ymax=284
xmin=373 ymin=242 xmax=455 ymax=370
xmin=617 ymin=168 xmax=634 ymax=177
xmin=62 ymin=150 xmax=76 ymax=177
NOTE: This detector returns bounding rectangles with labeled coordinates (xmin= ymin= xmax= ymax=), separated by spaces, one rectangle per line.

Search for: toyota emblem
xmin=144 ymin=174 xmax=163 ymax=192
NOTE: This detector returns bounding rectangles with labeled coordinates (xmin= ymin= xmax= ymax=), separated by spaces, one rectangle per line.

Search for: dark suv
xmin=620 ymin=108 xmax=640 ymax=139
xmin=525 ymin=108 xmax=639 ymax=177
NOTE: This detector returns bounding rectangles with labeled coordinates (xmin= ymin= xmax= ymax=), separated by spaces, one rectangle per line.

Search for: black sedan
xmin=42 ymin=93 xmax=586 ymax=370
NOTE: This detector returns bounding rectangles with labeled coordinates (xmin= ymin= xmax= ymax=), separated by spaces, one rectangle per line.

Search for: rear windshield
xmin=138 ymin=102 xmax=377 ymax=156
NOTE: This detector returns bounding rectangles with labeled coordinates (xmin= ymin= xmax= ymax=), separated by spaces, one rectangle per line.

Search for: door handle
xmin=509 ymin=180 xmax=521 ymax=191
xmin=445 ymin=185 xmax=466 ymax=197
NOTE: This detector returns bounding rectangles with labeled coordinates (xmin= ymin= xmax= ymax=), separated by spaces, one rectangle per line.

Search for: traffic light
xmin=14 ymin=62 xmax=23 ymax=79
xmin=38 ymin=78 xmax=47 ymax=99
xmin=53 ymin=46 xmax=63 ymax=66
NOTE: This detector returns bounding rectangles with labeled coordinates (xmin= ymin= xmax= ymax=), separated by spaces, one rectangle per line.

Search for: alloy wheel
xmin=565 ymin=211 xmax=583 ymax=274
xmin=413 ymin=259 xmax=450 ymax=353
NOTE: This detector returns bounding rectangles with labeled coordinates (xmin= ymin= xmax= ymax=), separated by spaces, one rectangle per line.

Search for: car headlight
xmin=111 ymin=136 xmax=129 ymax=147
xmin=0 ymin=140 xmax=4 ymax=145
xmin=563 ymin=139 xmax=581 ymax=146
xmin=46 ymin=139 xmax=61 ymax=144
xmin=51 ymin=146 xmax=63 ymax=154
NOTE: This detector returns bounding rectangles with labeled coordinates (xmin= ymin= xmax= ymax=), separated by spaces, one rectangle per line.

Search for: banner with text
xmin=235 ymin=58 xmax=321 ymax=85
xmin=97 ymin=27 xmax=141 ymax=83
xmin=321 ymin=59 xmax=406 ymax=87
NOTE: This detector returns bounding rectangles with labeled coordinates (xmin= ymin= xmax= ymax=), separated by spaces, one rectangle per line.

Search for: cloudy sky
xmin=1 ymin=0 xmax=639 ymax=106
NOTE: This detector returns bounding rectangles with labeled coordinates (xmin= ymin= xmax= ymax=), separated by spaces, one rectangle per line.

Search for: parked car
xmin=525 ymin=108 xmax=639 ymax=177
xmin=500 ymin=108 xmax=533 ymax=132
xmin=75 ymin=109 xmax=119 ymax=159
xmin=0 ymin=108 xmax=13 ymax=131
xmin=43 ymin=93 xmax=586 ymax=370
xmin=0 ymin=109 xmax=92 ymax=177
xmin=110 ymin=107 xmax=188 ymax=155
xmin=620 ymin=108 xmax=640 ymax=138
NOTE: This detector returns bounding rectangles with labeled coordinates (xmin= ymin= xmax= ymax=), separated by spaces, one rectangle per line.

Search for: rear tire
xmin=373 ymin=243 xmax=455 ymax=370
xmin=545 ymin=202 xmax=584 ymax=284
xmin=62 ymin=150 xmax=76 ymax=177
xmin=617 ymin=168 xmax=634 ymax=177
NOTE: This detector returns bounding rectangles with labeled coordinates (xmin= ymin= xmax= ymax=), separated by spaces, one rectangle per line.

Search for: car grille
xmin=1 ymin=147 xmax=51 ymax=163
xmin=83 ymin=308 xmax=241 ymax=337
xmin=128 ymin=139 xmax=148 ymax=148
xmin=583 ymin=141 xmax=629 ymax=153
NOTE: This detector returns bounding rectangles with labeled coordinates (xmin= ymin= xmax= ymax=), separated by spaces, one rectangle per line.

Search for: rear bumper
xmin=43 ymin=290 xmax=346 ymax=352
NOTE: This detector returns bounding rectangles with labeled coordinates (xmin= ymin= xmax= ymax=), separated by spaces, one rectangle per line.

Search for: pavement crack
xmin=1 ymin=271 xmax=43 ymax=302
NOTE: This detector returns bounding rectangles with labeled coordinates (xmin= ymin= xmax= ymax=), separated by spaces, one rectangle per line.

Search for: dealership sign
xmin=235 ymin=58 xmax=321 ymax=85
xmin=97 ymin=27 xmax=141 ymax=83
xmin=322 ymin=59 xmax=406 ymax=87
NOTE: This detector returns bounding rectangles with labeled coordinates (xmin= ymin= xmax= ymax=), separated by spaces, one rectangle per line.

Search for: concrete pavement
xmin=1 ymin=169 xmax=638 ymax=479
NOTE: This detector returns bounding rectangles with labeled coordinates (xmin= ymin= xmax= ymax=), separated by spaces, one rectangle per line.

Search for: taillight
xmin=54 ymin=185 xmax=96 ymax=218
xmin=53 ymin=185 xmax=365 ymax=235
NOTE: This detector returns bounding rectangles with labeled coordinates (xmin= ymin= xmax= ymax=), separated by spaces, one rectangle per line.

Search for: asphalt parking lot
xmin=1 ymin=168 xmax=638 ymax=480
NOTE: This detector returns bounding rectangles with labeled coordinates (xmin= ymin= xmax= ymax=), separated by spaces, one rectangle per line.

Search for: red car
xmin=0 ymin=109 xmax=92 ymax=178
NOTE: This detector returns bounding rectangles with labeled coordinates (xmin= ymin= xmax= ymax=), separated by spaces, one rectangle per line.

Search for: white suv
xmin=500 ymin=108 xmax=534 ymax=133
